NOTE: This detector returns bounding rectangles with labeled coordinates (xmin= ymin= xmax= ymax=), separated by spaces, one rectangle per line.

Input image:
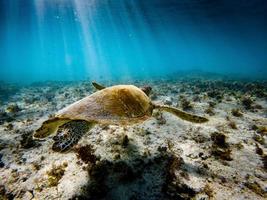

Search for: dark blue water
xmin=0 ymin=0 xmax=267 ymax=83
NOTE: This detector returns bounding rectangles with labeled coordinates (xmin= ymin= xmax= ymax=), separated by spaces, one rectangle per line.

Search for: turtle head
xmin=141 ymin=86 xmax=152 ymax=96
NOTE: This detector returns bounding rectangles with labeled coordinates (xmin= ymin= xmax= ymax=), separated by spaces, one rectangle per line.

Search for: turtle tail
xmin=52 ymin=120 xmax=94 ymax=152
xmin=154 ymin=104 xmax=208 ymax=123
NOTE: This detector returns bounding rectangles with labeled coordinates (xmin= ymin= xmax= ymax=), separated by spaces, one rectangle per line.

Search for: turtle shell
xmin=55 ymin=85 xmax=153 ymax=125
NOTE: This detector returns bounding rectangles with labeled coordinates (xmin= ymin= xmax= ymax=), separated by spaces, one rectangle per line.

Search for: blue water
xmin=0 ymin=0 xmax=267 ymax=83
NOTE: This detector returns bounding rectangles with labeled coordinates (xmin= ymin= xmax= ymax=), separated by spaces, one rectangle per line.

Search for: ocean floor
xmin=0 ymin=75 xmax=266 ymax=200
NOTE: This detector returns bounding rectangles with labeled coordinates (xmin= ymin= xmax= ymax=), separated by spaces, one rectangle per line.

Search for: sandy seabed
xmin=0 ymin=74 xmax=266 ymax=200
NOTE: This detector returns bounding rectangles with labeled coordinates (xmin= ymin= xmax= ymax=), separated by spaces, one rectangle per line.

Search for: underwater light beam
xmin=74 ymin=0 xmax=99 ymax=79
xmin=34 ymin=0 xmax=48 ymax=78
xmin=103 ymin=0 xmax=132 ymax=81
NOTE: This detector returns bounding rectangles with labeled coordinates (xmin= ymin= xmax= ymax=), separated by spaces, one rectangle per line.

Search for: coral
xmin=179 ymin=88 xmax=186 ymax=93
xmin=210 ymin=132 xmax=232 ymax=161
xmin=6 ymin=104 xmax=20 ymax=113
xmin=166 ymin=139 xmax=175 ymax=152
xmin=251 ymin=125 xmax=267 ymax=135
xmin=0 ymin=109 xmax=14 ymax=125
xmin=0 ymin=185 xmax=14 ymax=200
xmin=153 ymin=110 xmax=166 ymax=125
xmin=0 ymin=110 xmax=7 ymax=125
xmin=251 ymin=124 xmax=258 ymax=131
xmin=0 ymin=140 xmax=7 ymax=151
xmin=20 ymin=131 xmax=39 ymax=149
xmin=253 ymin=134 xmax=265 ymax=145
xmin=257 ymin=126 xmax=267 ymax=135
xmin=192 ymin=133 xmax=209 ymax=143
xmin=4 ymin=123 xmax=13 ymax=131
xmin=231 ymin=108 xmax=243 ymax=117
xmin=211 ymin=132 xmax=229 ymax=148
xmin=255 ymin=144 xmax=263 ymax=155
xmin=32 ymin=162 xmax=41 ymax=171
xmin=0 ymin=185 xmax=5 ymax=196
xmin=33 ymin=178 xmax=43 ymax=192
xmin=180 ymin=97 xmax=193 ymax=110
xmin=143 ymin=148 xmax=151 ymax=157
xmin=208 ymin=101 xmax=216 ymax=108
xmin=253 ymin=104 xmax=263 ymax=109
xmin=234 ymin=142 xmax=244 ymax=150
xmin=167 ymin=154 xmax=184 ymax=174
xmin=122 ymin=135 xmax=129 ymax=148
xmin=241 ymin=96 xmax=253 ymax=109
xmin=192 ymin=95 xmax=200 ymax=102
xmin=203 ymin=184 xmax=214 ymax=198
xmin=207 ymin=90 xmax=221 ymax=99
xmin=113 ymin=153 xmax=120 ymax=160
xmin=46 ymin=162 xmax=68 ymax=187
xmin=157 ymin=146 xmax=167 ymax=153
xmin=24 ymin=96 xmax=36 ymax=104
xmin=74 ymin=144 xmax=98 ymax=164
xmin=211 ymin=147 xmax=232 ymax=161
xmin=228 ymin=121 xmax=237 ymax=129
xmin=44 ymin=92 xmax=54 ymax=101
xmin=134 ymin=127 xmax=152 ymax=137
xmin=0 ymin=154 xmax=4 ymax=168
xmin=244 ymin=181 xmax=266 ymax=197
xmin=163 ymin=154 xmax=196 ymax=199
xmin=9 ymin=170 xmax=19 ymax=184
xmin=262 ymin=154 xmax=267 ymax=170
xmin=205 ymin=107 xmax=215 ymax=116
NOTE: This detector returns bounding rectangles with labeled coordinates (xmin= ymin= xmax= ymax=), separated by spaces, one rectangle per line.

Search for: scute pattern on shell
xmin=55 ymin=85 xmax=153 ymax=125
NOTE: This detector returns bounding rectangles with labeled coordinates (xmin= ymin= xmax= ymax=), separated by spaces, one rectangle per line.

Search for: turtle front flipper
xmin=154 ymin=105 xmax=208 ymax=123
xmin=92 ymin=82 xmax=106 ymax=90
xmin=52 ymin=120 xmax=95 ymax=152
xmin=33 ymin=118 xmax=70 ymax=139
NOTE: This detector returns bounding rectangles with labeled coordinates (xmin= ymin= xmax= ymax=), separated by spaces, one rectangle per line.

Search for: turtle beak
xmin=141 ymin=86 xmax=152 ymax=96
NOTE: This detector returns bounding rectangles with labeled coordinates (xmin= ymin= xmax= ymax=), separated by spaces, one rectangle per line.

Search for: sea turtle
xmin=33 ymin=82 xmax=208 ymax=152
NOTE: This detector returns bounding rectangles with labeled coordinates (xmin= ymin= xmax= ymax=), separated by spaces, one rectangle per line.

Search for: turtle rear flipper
xmin=155 ymin=105 xmax=208 ymax=123
xmin=52 ymin=120 xmax=94 ymax=152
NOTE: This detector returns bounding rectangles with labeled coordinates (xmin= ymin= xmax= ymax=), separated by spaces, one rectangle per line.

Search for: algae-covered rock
xmin=211 ymin=132 xmax=232 ymax=161
xmin=74 ymin=144 xmax=98 ymax=164
xmin=231 ymin=108 xmax=243 ymax=117
xmin=244 ymin=181 xmax=266 ymax=197
xmin=6 ymin=104 xmax=20 ymax=113
xmin=0 ymin=154 xmax=4 ymax=168
xmin=241 ymin=96 xmax=253 ymax=109
xmin=46 ymin=162 xmax=68 ymax=187
xmin=20 ymin=131 xmax=39 ymax=149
